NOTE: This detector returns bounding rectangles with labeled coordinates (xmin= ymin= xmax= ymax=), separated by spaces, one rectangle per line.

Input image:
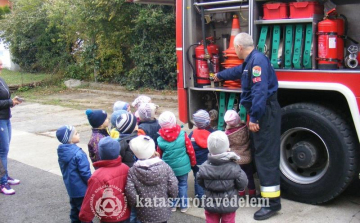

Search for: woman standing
xmin=0 ymin=61 xmax=22 ymax=195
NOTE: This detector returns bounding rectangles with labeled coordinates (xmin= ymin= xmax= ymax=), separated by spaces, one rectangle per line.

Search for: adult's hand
xmin=249 ymin=121 xmax=260 ymax=132
xmin=12 ymin=96 xmax=22 ymax=106
xmin=213 ymin=73 xmax=222 ymax=82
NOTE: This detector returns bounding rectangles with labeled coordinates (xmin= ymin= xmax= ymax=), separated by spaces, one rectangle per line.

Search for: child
xmin=188 ymin=109 xmax=214 ymax=200
xmin=113 ymin=100 xmax=131 ymax=112
xmin=125 ymin=135 xmax=178 ymax=223
xmin=157 ymin=111 xmax=196 ymax=213
xmin=56 ymin=125 xmax=91 ymax=223
xmin=116 ymin=112 xmax=138 ymax=167
xmin=137 ymin=102 xmax=161 ymax=146
xmin=131 ymin=95 xmax=151 ymax=123
xmin=224 ymin=110 xmax=256 ymax=198
xmin=110 ymin=110 xmax=127 ymax=139
xmin=131 ymin=95 xmax=151 ymax=110
xmin=86 ymin=109 xmax=109 ymax=164
xmin=197 ymin=131 xmax=248 ymax=223
xmin=80 ymin=137 xmax=130 ymax=223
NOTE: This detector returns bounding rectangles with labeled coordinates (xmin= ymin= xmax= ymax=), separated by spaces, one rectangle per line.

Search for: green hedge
xmin=0 ymin=0 xmax=176 ymax=90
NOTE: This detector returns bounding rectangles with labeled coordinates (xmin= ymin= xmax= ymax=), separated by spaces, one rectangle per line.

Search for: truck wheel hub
xmin=291 ymin=141 xmax=317 ymax=168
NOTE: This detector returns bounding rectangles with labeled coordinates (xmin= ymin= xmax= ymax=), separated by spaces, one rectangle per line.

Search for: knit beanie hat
xmin=116 ymin=113 xmax=137 ymax=134
xmin=131 ymin=95 xmax=151 ymax=109
xmin=85 ymin=109 xmax=108 ymax=128
xmin=98 ymin=137 xmax=120 ymax=160
xmin=209 ymin=109 xmax=218 ymax=121
xmin=158 ymin=111 xmax=177 ymax=128
xmin=111 ymin=110 xmax=128 ymax=128
xmin=129 ymin=135 xmax=155 ymax=160
xmin=208 ymin=131 xmax=230 ymax=155
xmin=138 ymin=103 xmax=157 ymax=121
xmin=224 ymin=110 xmax=241 ymax=127
xmin=193 ymin=109 xmax=210 ymax=129
xmin=113 ymin=101 xmax=130 ymax=112
xmin=56 ymin=125 xmax=76 ymax=144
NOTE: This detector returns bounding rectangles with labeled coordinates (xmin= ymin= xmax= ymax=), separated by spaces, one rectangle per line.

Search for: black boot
xmin=253 ymin=198 xmax=281 ymax=220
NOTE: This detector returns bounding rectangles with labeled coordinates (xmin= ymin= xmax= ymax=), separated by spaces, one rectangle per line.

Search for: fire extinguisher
xmin=194 ymin=37 xmax=220 ymax=85
xmin=317 ymin=16 xmax=345 ymax=70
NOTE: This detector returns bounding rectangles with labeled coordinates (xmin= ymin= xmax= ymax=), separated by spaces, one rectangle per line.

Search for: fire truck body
xmin=175 ymin=0 xmax=360 ymax=204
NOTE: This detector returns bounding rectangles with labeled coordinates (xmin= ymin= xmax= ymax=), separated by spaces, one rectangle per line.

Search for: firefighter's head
xmin=234 ymin=32 xmax=254 ymax=59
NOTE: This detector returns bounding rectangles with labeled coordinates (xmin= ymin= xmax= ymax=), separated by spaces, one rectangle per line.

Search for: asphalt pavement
xmin=1 ymin=93 xmax=360 ymax=223
xmin=2 ymin=159 xmax=204 ymax=223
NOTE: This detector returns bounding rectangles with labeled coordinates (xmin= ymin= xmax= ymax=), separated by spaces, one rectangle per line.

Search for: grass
xmin=1 ymin=69 xmax=50 ymax=86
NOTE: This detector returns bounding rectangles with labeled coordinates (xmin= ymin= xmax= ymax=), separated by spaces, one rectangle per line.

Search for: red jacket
xmin=79 ymin=157 xmax=130 ymax=223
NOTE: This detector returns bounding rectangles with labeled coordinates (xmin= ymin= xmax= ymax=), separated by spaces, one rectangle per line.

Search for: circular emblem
xmin=90 ymin=185 xmax=127 ymax=221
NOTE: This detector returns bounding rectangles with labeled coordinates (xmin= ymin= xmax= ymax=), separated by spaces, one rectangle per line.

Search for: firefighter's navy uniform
xmin=217 ymin=49 xmax=281 ymax=216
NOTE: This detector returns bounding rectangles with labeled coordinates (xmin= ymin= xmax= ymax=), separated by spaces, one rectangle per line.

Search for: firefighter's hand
xmin=249 ymin=121 xmax=260 ymax=132
xmin=213 ymin=73 xmax=222 ymax=82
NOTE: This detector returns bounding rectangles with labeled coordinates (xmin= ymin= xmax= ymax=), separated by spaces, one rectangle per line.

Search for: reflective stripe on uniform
xmin=260 ymin=185 xmax=281 ymax=198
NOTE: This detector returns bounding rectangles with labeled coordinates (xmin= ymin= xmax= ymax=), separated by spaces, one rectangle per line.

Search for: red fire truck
xmin=132 ymin=0 xmax=360 ymax=204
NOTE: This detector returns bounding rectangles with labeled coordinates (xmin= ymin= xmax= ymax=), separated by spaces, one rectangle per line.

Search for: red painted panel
xmin=176 ymin=0 xmax=188 ymax=123
xmin=176 ymin=0 xmax=183 ymax=89
xmin=276 ymin=71 xmax=360 ymax=97
xmin=178 ymin=88 xmax=188 ymax=123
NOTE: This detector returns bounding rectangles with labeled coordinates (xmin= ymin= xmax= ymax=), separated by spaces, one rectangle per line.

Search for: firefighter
xmin=214 ymin=32 xmax=281 ymax=220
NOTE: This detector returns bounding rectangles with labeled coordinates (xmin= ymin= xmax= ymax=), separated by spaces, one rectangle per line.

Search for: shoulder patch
xmin=252 ymin=66 xmax=261 ymax=77
xmin=252 ymin=77 xmax=261 ymax=83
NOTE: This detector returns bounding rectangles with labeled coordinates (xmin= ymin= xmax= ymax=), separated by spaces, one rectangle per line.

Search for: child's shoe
xmin=171 ymin=207 xmax=177 ymax=212
xmin=239 ymin=190 xmax=246 ymax=197
xmin=0 ymin=183 xmax=15 ymax=195
xmin=180 ymin=207 xmax=188 ymax=213
xmin=7 ymin=177 xmax=20 ymax=185
xmin=248 ymin=189 xmax=257 ymax=198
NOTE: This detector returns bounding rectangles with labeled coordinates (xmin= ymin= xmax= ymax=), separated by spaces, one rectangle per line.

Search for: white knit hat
xmin=158 ymin=111 xmax=177 ymax=128
xmin=138 ymin=103 xmax=157 ymax=121
xmin=207 ymin=131 xmax=230 ymax=155
xmin=129 ymin=135 xmax=155 ymax=160
xmin=193 ymin=109 xmax=210 ymax=129
xmin=131 ymin=95 xmax=152 ymax=109
xmin=224 ymin=110 xmax=241 ymax=127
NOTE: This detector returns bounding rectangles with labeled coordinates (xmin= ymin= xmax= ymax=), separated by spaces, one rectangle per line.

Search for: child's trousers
xmin=205 ymin=210 xmax=235 ymax=223
xmin=70 ymin=197 xmax=84 ymax=223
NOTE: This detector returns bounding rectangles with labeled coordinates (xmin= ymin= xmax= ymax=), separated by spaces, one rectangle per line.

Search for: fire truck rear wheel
xmin=280 ymin=103 xmax=358 ymax=204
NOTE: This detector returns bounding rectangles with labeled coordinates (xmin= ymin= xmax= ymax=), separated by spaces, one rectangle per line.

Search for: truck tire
xmin=280 ymin=103 xmax=358 ymax=204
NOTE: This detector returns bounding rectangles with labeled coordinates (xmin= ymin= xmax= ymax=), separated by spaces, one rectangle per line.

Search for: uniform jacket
xmin=138 ymin=119 xmax=161 ymax=146
xmin=225 ymin=125 xmax=251 ymax=165
xmin=125 ymin=157 xmax=178 ymax=223
xmin=57 ymin=144 xmax=91 ymax=198
xmin=188 ymin=127 xmax=214 ymax=169
xmin=118 ymin=131 xmax=138 ymax=167
xmin=197 ymin=153 xmax=248 ymax=214
xmin=0 ymin=77 xmax=13 ymax=120
xmin=87 ymin=128 xmax=110 ymax=164
xmin=217 ymin=49 xmax=278 ymax=123
xmin=157 ymin=125 xmax=196 ymax=176
xmin=79 ymin=157 xmax=130 ymax=223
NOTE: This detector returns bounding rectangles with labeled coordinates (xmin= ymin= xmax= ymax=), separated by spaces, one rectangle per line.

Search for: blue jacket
xmin=217 ymin=49 xmax=278 ymax=123
xmin=138 ymin=119 xmax=161 ymax=146
xmin=188 ymin=127 xmax=214 ymax=167
xmin=57 ymin=144 xmax=91 ymax=198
